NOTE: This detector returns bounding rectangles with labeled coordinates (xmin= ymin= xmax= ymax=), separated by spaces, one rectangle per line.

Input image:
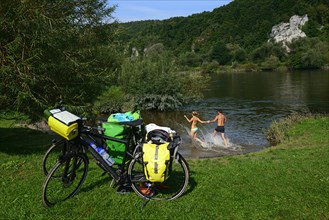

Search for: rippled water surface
xmin=142 ymin=70 xmax=329 ymax=158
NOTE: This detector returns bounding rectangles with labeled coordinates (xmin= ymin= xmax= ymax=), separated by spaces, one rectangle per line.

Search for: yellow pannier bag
xmin=143 ymin=142 xmax=170 ymax=182
xmin=47 ymin=110 xmax=80 ymax=140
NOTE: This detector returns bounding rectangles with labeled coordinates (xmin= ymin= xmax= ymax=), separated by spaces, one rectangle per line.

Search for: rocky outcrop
xmin=131 ymin=43 xmax=165 ymax=57
xmin=269 ymin=15 xmax=308 ymax=52
xmin=131 ymin=47 xmax=139 ymax=57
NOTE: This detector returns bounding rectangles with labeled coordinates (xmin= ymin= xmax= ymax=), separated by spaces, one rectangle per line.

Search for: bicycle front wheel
xmin=42 ymin=140 xmax=84 ymax=176
xmin=42 ymin=153 xmax=88 ymax=207
xmin=128 ymin=153 xmax=189 ymax=201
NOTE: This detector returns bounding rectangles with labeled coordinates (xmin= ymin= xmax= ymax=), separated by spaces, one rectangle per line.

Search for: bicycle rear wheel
xmin=42 ymin=140 xmax=84 ymax=176
xmin=42 ymin=153 xmax=88 ymax=207
xmin=128 ymin=153 xmax=189 ymax=201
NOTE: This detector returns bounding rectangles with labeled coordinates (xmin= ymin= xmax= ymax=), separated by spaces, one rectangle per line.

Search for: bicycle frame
xmin=42 ymin=116 xmax=189 ymax=206
xmin=74 ymin=120 xmax=144 ymax=184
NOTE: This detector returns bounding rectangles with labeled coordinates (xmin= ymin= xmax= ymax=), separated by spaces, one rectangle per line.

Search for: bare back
xmin=215 ymin=113 xmax=226 ymax=126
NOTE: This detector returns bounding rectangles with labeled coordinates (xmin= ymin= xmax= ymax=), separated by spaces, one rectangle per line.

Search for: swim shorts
xmin=215 ymin=126 xmax=225 ymax=133
xmin=192 ymin=127 xmax=198 ymax=132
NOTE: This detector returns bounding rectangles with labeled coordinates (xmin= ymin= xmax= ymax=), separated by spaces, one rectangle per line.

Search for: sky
xmin=107 ymin=0 xmax=233 ymax=22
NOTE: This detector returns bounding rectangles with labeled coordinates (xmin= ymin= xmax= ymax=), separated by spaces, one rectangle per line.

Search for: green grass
xmin=0 ymin=116 xmax=328 ymax=219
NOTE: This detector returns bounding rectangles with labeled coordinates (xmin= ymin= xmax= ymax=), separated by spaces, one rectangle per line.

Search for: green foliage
xmin=307 ymin=3 xmax=329 ymax=41
xmin=177 ymin=52 xmax=203 ymax=67
xmin=264 ymin=112 xmax=325 ymax=145
xmin=0 ymin=0 xmax=119 ymax=118
xmin=288 ymin=38 xmax=329 ymax=69
xmin=260 ymin=55 xmax=281 ymax=70
xmin=119 ymin=0 xmax=328 ymax=53
xmin=117 ymin=53 xmax=207 ymax=110
xmin=93 ymin=86 xmax=127 ymax=113
xmin=144 ymin=43 xmax=166 ymax=57
xmin=210 ymin=41 xmax=231 ymax=65
xmin=136 ymin=94 xmax=183 ymax=111
xmin=201 ymin=61 xmax=220 ymax=74
xmin=232 ymin=47 xmax=247 ymax=63
xmin=0 ymin=111 xmax=31 ymax=128
xmin=117 ymin=0 xmax=329 ymax=69
xmin=180 ymin=70 xmax=210 ymax=100
xmin=2 ymin=0 xmax=329 ymax=120
xmin=303 ymin=19 xmax=321 ymax=37
xmin=251 ymin=42 xmax=287 ymax=63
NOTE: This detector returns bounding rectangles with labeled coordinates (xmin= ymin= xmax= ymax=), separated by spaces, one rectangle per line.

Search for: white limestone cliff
xmin=269 ymin=15 xmax=308 ymax=52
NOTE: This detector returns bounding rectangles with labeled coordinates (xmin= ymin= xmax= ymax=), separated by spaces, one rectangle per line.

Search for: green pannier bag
xmin=142 ymin=142 xmax=171 ymax=182
xmin=102 ymin=110 xmax=143 ymax=165
xmin=102 ymin=122 xmax=128 ymax=165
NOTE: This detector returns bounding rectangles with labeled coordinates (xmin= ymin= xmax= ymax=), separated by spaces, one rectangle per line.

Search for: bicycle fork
xmin=62 ymin=156 xmax=77 ymax=185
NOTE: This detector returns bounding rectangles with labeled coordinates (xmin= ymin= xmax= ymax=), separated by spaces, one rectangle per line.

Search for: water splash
xmin=182 ymin=126 xmax=242 ymax=154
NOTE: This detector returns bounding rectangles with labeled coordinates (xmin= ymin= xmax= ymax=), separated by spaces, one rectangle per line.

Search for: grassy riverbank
xmin=0 ymin=116 xmax=328 ymax=219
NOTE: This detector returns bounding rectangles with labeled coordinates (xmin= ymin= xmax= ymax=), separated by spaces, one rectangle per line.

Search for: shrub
xmin=233 ymin=48 xmax=247 ymax=63
xmin=136 ymin=94 xmax=183 ymax=111
xmin=287 ymin=38 xmax=329 ymax=69
xmin=118 ymin=53 xmax=207 ymax=111
xmin=264 ymin=112 xmax=314 ymax=145
xmin=178 ymin=52 xmax=203 ymax=67
xmin=261 ymin=55 xmax=280 ymax=71
xmin=93 ymin=86 xmax=127 ymax=113
xmin=210 ymin=41 xmax=231 ymax=65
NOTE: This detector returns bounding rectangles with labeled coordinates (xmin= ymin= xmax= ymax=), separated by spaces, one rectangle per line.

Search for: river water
xmin=142 ymin=70 xmax=329 ymax=158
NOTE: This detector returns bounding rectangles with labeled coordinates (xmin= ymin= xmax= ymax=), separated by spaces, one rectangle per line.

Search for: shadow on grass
xmin=139 ymin=175 xmax=198 ymax=209
xmin=79 ymin=176 xmax=113 ymax=194
xmin=78 ymin=173 xmax=198 ymax=200
xmin=0 ymin=127 xmax=53 ymax=155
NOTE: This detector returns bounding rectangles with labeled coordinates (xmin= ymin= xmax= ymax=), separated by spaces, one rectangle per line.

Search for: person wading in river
xmin=184 ymin=111 xmax=208 ymax=145
xmin=208 ymin=109 xmax=228 ymax=147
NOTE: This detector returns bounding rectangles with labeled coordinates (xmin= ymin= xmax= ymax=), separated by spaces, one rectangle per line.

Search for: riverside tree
xmin=0 ymin=0 xmax=118 ymax=118
xmin=94 ymin=51 xmax=209 ymax=113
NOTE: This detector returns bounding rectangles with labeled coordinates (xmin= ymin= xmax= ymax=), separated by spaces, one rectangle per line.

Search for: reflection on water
xmin=142 ymin=70 xmax=329 ymax=158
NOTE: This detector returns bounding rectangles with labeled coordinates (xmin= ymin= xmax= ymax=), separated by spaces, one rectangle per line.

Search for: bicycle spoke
xmin=42 ymin=141 xmax=67 ymax=176
xmin=128 ymin=153 xmax=189 ymax=201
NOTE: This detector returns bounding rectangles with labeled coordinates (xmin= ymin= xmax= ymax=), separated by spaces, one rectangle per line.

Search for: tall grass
xmin=264 ymin=112 xmax=326 ymax=145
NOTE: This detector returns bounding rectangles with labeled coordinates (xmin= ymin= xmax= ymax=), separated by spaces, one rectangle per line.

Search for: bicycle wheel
xmin=42 ymin=140 xmax=84 ymax=176
xmin=42 ymin=153 xmax=88 ymax=207
xmin=128 ymin=152 xmax=189 ymax=201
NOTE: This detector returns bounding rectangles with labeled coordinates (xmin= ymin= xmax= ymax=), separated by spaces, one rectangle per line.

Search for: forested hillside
xmin=118 ymin=0 xmax=329 ymax=66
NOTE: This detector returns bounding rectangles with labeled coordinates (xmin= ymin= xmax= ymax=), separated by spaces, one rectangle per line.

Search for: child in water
xmin=184 ymin=111 xmax=208 ymax=145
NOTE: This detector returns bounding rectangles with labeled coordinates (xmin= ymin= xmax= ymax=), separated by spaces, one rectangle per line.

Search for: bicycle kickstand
xmin=141 ymin=199 xmax=149 ymax=210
